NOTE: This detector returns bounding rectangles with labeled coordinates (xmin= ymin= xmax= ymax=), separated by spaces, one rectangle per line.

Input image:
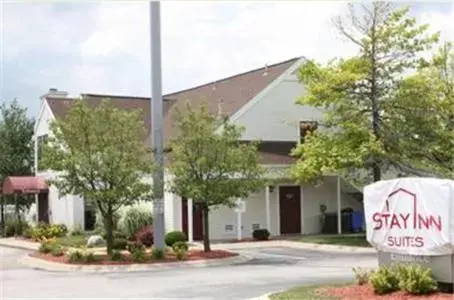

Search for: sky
xmin=0 ymin=1 xmax=453 ymax=118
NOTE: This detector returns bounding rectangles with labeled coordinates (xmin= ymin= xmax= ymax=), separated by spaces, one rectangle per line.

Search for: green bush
xmin=4 ymin=218 xmax=29 ymax=237
xmin=130 ymin=245 xmax=148 ymax=263
xmin=352 ymin=267 xmax=372 ymax=286
xmin=38 ymin=238 xmax=58 ymax=254
xmin=30 ymin=223 xmax=68 ymax=240
xmin=67 ymin=248 xmax=97 ymax=264
xmin=110 ymin=250 xmax=125 ymax=262
xmin=396 ymin=264 xmax=438 ymax=295
xmin=151 ymin=247 xmax=165 ymax=260
xmin=50 ymin=244 xmax=65 ymax=257
xmin=118 ymin=206 xmax=153 ymax=239
xmin=69 ymin=225 xmax=84 ymax=236
xmin=165 ymin=231 xmax=187 ymax=247
xmin=67 ymin=249 xmax=85 ymax=263
xmin=252 ymin=228 xmax=270 ymax=241
xmin=112 ymin=238 xmax=127 ymax=250
xmin=370 ymin=266 xmax=400 ymax=294
xmin=172 ymin=241 xmax=189 ymax=260
xmin=126 ymin=241 xmax=143 ymax=253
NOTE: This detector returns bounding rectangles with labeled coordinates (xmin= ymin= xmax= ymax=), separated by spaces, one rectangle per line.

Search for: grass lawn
xmin=55 ymin=234 xmax=88 ymax=247
xmin=292 ymin=233 xmax=371 ymax=247
xmin=269 ymin=283 xmax=348 ymax=300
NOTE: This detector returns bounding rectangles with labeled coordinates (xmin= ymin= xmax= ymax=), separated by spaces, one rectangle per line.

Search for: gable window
xmin=37 ymin=134 xmax=48 ymax=161
xmin=299 ymin=121 xmax=318 ymax=143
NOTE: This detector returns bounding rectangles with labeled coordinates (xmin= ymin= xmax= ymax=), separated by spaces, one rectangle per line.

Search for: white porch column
xmin=337 ymin=176 xmax=342 ymax=234
xmin=265 ymin=186 xmax=271 ymax=233
xmin=236 ymin=208 xmax=242 ymax=241
xmin=188 ymin=198 xmax=194 ymax=243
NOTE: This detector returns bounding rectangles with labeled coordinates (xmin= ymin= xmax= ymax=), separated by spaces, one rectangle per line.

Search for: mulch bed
xmin=319 ymin=284 xmax=453 ymax=299
xmin=30 ymin=249 xmax=237 ymax=265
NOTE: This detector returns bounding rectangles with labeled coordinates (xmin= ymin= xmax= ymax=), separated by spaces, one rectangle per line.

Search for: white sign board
xmin=364 ymin=177 xmax=454 ymax=256
xmin=234 ymin=198 xmax=246 ymax=213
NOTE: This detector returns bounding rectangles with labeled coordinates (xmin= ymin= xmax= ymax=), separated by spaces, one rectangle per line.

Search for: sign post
xmin=235 ymin=198 xmax=246 ymax=241
xmin=364 ymin=178 xmax=454 ymax=284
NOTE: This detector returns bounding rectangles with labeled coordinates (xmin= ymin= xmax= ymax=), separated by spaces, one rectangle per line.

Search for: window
xmin=299 ymin=121 xmax=318 ymax=143
xmin=37 ymin=134 xmax=48 ymax=161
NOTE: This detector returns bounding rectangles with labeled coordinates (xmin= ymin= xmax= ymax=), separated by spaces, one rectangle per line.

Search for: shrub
xmin=165 ymin=231 xmax=187 ymax=247
xmin=110 ymin=250 xmax=125 ymax=262
xmin=134 ymin=226 xmax=153 ymax=247
xmin=38 ymin=237 xmax=58 ymax=254
xmin=172 ymin=241 xmax=189 ymax=260
xmin=112 ymin=238 xmax=127 ymax=250
xmin=370 ymin=266 xmax=400 ymax=294
xmin=23 ymin=227 xmax=34 ymax=239
xmin=67 ymin=248 xmax=97 ymax=264
xmin=130 ymin=245 xmax=148 ymax=263
xmin=151 ymin=247 xmax=165 ymax=260
xmin=396 ymin=265 xmax=438 ymax=295
xmin=252 ymin=228 xmax=270 ymax=241
xmin=118 ymin=206 xmax=153 ymax=239
xmin=31 ymin=223 xmax=68 ymax=240
xmin=67 ymin=249 xmax=85 ymax=263
xmin=4 ymin=218 xmax=29 ymax=237
xmin=126 ymin=240 xmax=143 ymax=253
xmin=352 ymin=267 xmax=372 ymax=285
xmin=50 ymin=244 xmax=65 ymax=257
xmin=70 ymin=225 xmax=84 ymax=236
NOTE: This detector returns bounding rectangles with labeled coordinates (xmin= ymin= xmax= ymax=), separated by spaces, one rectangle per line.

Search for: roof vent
xmin=262 ymin=64 xmax=268 ymax=76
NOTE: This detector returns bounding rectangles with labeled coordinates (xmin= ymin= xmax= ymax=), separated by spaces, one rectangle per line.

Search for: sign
xmin=364 ymin=178 xmax=454 ymax=256
xmin=234 ymin=198 xmax=246 ymax=213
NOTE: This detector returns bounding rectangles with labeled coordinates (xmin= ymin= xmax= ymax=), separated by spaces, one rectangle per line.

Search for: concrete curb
xmin=19 ymin=253 xmax=252 ymax=273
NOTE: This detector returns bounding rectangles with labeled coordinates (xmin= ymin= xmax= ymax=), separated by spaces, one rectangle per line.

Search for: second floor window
xmin=299 ymin=121 xmax=318 ymax=144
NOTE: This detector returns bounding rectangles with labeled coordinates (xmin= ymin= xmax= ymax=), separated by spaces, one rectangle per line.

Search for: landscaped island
xmin=271 ymin=264 xmax=453 ymax=299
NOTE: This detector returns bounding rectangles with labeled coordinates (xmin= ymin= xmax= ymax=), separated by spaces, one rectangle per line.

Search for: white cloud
xmin=3 ymin=1 xmax=453 ymax=110
xmin=77 ymin=1 xmax=453 ymax=97
xmin=79 ymin=1 xmax=358 ymax=95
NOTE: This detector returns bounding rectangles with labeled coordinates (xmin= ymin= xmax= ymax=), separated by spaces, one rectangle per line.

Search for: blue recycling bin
xmin=351 ymin=211 xmax=364 ymax=232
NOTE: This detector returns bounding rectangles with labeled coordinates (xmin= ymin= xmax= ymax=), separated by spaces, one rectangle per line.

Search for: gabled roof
xmin=43 ymin=57 xmax=301 ymax=164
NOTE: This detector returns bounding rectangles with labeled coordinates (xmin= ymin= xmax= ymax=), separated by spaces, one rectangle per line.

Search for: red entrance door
xmin=181 ymin=197 xmax=204 ymax=241
xmin=279 ymin=186 xmax=302 ymax=234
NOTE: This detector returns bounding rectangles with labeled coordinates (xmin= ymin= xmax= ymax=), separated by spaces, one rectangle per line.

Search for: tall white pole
xmin=150 ymin=1 xmax=165 ymax=250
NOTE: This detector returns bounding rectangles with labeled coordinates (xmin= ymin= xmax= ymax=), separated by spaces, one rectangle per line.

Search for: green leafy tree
xmin=390 ymin=42 xmax=454 ymax=177
xmin=0 ymin=100 xmax=35 ymax=232
xmin=42 ymin=99 xmax=154 ymax=254
xmin=291 ymin=2 xmax=439 ymax=185
xmin=168 ymin=103 xmax=265 ymax=252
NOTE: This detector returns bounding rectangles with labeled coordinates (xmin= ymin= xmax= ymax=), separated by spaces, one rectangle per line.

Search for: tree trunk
xmin=202 ymin=205 xmax=211 ymax=252
xmin=0 ymin=195 xmax=5 ymax=235
xmin=104 ymin=205 xmax=114 ymax=255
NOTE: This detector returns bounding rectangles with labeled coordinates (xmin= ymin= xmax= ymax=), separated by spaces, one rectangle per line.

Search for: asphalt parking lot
xmin=0 ymin=245 xmax=377 ymax=299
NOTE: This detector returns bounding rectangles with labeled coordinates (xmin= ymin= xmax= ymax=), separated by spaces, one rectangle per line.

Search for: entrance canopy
xmin=2 ymin=176 xmax=49 ymax=195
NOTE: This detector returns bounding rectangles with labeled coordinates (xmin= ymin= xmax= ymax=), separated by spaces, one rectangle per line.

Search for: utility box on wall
xmin=363 ymin=177 xmax=454 ymax=284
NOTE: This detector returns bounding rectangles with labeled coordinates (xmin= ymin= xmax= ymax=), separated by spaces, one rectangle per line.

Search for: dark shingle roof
xmin=45 ymin=57 xmax=301 ymax=164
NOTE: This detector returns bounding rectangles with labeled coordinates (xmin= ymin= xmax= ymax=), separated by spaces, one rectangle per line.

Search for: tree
xmin=0 ymin=100 xmax=35 ymax=233
xmin=389 ymin=42 xmax=454 ymax=177
xmin=291 ymin=2 xmax=439 ymax=185
xmin=42 ymin=99 xmax=154 ymax=254
xmin=168 ymin=103 xmax=265 ymax=252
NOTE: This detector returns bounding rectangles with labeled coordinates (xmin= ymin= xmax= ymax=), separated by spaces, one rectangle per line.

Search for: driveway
xmin=0 ymin=246 xmax=377 ymax=299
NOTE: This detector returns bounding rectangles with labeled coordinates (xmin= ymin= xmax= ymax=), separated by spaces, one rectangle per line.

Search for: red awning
xmin=2 ymin=176 xmax=49 ymax=195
